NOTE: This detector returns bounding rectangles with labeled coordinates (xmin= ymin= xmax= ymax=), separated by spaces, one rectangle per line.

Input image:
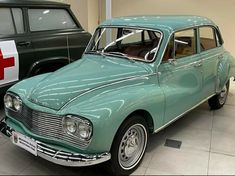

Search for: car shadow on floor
xmin=146 ymin=102 xmax=213 ymax=153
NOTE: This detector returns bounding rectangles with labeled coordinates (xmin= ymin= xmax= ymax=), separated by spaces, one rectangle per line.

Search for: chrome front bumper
xmin=0 ymin=118 xmax=111 ymax=167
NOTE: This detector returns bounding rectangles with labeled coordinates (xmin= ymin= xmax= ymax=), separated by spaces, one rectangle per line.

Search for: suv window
xmin=199 ymin=26 xmax=217 ymax=51
xmin=0 ymin=8 xmax=24 ymax=35
xmin=28 ymin=9 xmax=78 ymax=32
xmin=0 ymin=8 xmax=15 ymax=35
xmin=12 ymin=8 xmax=24 ymax=34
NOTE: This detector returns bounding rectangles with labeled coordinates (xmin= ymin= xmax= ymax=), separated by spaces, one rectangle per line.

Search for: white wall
xmin=51 ymin=0 xmax=235 ymax=56
xmin=111 ymin=0 xmax=235 ymax=56
xmin=54 ymin=0 xmax=99 ymax=33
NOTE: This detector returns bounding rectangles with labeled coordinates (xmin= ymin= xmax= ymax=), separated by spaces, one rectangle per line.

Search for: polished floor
xmin=0 ymin=81 xmax=235 ymax=175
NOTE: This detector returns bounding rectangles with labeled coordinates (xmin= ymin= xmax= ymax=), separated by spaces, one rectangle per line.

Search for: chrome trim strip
xmin=200 ymin=53 xmax=222 ymax=62
xmin=60 ymin=73 xmax=157 ymax=110
xmin=0 ymin=121 xmax=111 ymax=167
xmin=154 ymin=94 xmax=215 ymax=133
xmin=6 ymin=104 xmax=91 ymax=149
xmin=38 ymin=152 xmax=111 ymax=167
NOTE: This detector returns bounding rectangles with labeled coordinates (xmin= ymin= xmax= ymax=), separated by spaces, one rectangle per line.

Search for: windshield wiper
xmin=105 ymin=52 xmax=135 ymax=62
xmin=86 ymin=51 xmax=135 ymax=62
xmin=86 ymin=50 xmax=105 ymax=57
xmin=106 ymin=52 xmax=128 ymax=57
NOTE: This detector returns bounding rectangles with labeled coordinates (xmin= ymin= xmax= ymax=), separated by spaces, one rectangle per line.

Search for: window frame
xmin=85 ymin=26 xmax=164 ymax=63
xmin=162 ymin=27 xmax=198 ymax=62
xmin=162 ymin=25 xmax=223 ymax=64
xmin=174 ymin=28 xmax=197 ymax=60
xmin=198 ymin=25 xmax=223 ymax=53
xmin=11 ymin=8 xmax=25 ymax=34
xmin=0 ymin=7 xmax=25 ymax=37
xmin=27 ymin=7 xmax=81 ymax=33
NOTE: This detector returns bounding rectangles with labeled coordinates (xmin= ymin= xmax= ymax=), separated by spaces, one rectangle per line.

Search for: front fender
xmin=60 ymin=79 xmax=165 ymax=153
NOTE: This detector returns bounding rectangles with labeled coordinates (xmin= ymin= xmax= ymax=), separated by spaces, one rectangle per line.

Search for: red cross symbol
xmin=0 ymin=49 xmax=15 ymax=80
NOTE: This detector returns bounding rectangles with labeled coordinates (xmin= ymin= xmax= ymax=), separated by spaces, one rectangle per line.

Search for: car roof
xmin=100 ymin=15 xmax=217 ymax=33
xmin=0 ymin=0 xmax=69 ymax=7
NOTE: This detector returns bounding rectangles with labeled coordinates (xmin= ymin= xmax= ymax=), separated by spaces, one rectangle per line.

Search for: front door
xmin=158 ymin=28 xmax=203 ymax=124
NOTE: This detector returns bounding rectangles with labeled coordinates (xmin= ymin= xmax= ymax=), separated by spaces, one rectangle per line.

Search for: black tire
xmin=107 ymin=116 xmax=149 ymax=175
xmin=208 ymin=81 xmax=230 ymax=110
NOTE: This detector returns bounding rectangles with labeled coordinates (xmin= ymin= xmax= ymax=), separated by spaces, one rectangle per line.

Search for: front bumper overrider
xmin=0 ymin=118 xmax=111 ymax=167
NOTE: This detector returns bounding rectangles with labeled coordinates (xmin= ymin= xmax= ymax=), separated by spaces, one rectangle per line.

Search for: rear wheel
xmin=208 ymin=81 xmax=230 ymax=110
xmin=108 ymin=116 xmax=149 ymax=175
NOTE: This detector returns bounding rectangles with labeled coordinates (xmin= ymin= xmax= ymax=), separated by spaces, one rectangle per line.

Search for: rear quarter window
xmin=199 ymin=26 xmax=217 ymax=51
xmin=28 ymin=9 xmax=78 ymax=32
xmin=0 ymin=8 xmax=15 ymax=35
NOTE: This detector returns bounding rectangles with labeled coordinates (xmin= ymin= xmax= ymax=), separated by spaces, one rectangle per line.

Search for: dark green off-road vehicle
xmin=0 ymin=0 xmax=91 ymax=94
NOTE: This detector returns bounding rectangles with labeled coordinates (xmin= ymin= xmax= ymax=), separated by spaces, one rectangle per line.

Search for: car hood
xmin=29 ymin=55 xmax=149 ymax=110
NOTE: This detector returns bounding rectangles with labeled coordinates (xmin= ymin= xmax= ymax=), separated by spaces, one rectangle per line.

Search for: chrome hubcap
xmin=124 ymin=133 xmax=139 ymax=157
xmin=118 ymin=124 xmax=147 ymax=170
xmin=219 ymin=85 xmax=228 ymax=105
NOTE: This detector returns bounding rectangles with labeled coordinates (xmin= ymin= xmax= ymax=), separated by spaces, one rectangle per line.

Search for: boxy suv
xmin=0 ymin=0 xmax=91 ymax=94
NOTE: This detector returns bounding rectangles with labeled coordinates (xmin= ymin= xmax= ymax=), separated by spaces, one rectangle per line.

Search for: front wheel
xmin=208 ymin=81 xmax=230 ymax=110
xmin=108 ymin=116 xmax=149 ymax=175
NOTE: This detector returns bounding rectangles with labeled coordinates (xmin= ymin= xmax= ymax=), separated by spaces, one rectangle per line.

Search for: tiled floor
xmin=0 ymin=80 xmax=234 ymax=175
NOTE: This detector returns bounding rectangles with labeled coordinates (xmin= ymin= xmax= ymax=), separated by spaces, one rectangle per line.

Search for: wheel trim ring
xmin=219 ymin=85 xmax=228 ymax=105
xmin=118 ymin=123 xmax=147 ymax=170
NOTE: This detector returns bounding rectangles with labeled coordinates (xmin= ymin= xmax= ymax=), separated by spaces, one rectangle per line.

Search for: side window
xmin=12 ymin=8 xmax=24 ymax=34
xmin=28 ymin=9 xmax=78 ymax=32
xmin=0 ymin=8 xmax=15 ymax=35
xmin=174 ymin=29 xmax=196 ymax=59
xmin=199 ymin=27 xmax=217 ymax=51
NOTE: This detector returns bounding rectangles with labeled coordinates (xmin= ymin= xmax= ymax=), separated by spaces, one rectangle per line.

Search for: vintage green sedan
xmin=1 ymin=15 xmax=235 ymax=175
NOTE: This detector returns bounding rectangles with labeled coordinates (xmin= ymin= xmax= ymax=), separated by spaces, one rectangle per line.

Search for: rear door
xmin=27 ymin=8 xmax=71 ymax=68
xmin=199 ymin=26 xmax=224 ymax=97
xmin=158 ymin=28 xmax=203 ymax=123
xmin=0 ymin=7 xmax=34 ymax=89
xmin=27 ymin=7 xmax=90 ymax=65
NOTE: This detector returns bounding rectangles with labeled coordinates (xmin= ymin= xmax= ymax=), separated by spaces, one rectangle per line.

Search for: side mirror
xmin=168 ymin=59 xmax=177 ymax=66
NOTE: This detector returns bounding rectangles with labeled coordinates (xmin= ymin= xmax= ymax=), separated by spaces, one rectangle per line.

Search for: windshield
xmin=86 ymin=27 xmax=162 ymax=62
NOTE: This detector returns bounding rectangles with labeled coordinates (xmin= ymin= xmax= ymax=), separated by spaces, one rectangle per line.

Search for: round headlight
xmin=78 ymin=123 xmax=92 ymax=140
xmin=4 ymin=94 xmax=13 ymax=109
xmin=63 ymin=116 xmax=92 ymax=141
xmin=13 ymin=98 xmax=22 ymax=111
xmin=64 ymin=118 xmax=77 ymax=134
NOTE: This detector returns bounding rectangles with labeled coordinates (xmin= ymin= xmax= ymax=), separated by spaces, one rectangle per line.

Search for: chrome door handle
xmin=218 ymin=55 xmax=223 ymax=59
xmin=194 ymin=61 xmax=202 ymax=67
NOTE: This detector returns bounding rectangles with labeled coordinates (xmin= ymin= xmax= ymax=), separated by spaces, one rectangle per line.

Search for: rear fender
xmin=28 ymin=57 xmax=70 ymax=77
xmin=216 ymin=52 xmax=234 ymax=92
xmin=229 ymin=54 xmax=235 ymax=80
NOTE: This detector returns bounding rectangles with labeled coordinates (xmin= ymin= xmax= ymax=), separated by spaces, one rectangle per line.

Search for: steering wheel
xmin=144 ymin=51 xmax=155 ymax=61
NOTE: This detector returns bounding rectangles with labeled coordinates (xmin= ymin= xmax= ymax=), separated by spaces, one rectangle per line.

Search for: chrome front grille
xmin=7 ymin=105 xmax=89 ymax=148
